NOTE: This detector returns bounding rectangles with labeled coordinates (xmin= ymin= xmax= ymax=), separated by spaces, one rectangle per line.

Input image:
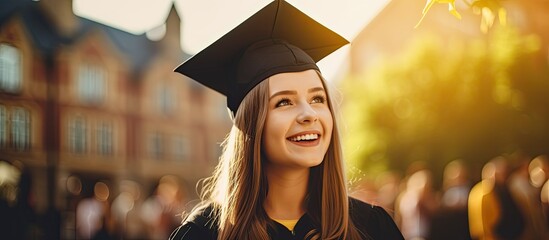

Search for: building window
xmin=149 ymin=133 xmax=163 ymax=159
xmin=11 ymin=107 xmax=30 ymax=151
xmin=156 ymin=85 xmax=175 ymax=114
xmin=97 ymin=122 xmax=113 ymax=156
xmin=0 ymin=44 xmax=22 ymax=93
xmin=70 ymin=117 xmax=86 ymax=154
xmin=78 ymin=63 xmax=106 ymax=104
xmin=0 ymin=105 xmax=7 ymax=147
xmin=172 ymin=136 xmax=189 ymax=161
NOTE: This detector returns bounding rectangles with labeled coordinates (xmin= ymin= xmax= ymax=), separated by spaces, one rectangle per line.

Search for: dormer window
xmin=156 ymin=85 xmax=175 ymax=115
xmin=0 ymin=44 xmax=22 ymax=93
xmin=78 ymin=63 xmax=106 ymax=104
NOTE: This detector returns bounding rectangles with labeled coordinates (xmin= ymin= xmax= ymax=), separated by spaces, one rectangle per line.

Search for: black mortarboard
xmin=174 ymin=0 xmax=349 ymax=115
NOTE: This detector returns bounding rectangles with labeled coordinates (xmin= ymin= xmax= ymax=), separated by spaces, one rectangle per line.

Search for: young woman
xmin=170 ymin=1 xmax=403 ymax=239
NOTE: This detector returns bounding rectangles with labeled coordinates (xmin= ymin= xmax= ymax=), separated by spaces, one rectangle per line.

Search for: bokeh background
xmin=1 ymin=0 xmax=548 ymax=239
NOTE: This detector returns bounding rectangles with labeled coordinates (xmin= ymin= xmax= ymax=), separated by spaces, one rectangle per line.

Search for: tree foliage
xmin=341 ymin=27 xmax=548 ymax=179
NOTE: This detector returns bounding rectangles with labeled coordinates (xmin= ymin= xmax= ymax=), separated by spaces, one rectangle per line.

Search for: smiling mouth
xmin=287 ymin=133 xmax=319 ymax=142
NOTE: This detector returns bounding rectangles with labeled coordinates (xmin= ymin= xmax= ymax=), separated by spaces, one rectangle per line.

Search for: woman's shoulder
xmin=169 ymin=204 xmax=219 ymax=240
xmin=348 ymin=197 xmax=393 ymax=217
xmin=348 ymin=197 xmax=404 ymax=240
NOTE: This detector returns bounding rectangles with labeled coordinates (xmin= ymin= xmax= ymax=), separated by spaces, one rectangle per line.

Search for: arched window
xmin=11 ymin=107 xmax=30 ymax=151
xmin=0 ymin=105 xmax=7 ymax=147
xmin=70 ymin=117 xmax=86 ymax=153
xmin=149 ymin=132 xmax=163 ymax=159
xmin=96 ymin=121 xmax=113 ymax=156
xmin=172 ymin=135 xmax=189 ymax=161
xmin=0 ymin=44 xmax=22 ymax=93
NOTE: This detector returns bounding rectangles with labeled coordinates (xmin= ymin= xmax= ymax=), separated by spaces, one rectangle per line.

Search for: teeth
xmin=289 ymin=134 xmax=319 ymax=142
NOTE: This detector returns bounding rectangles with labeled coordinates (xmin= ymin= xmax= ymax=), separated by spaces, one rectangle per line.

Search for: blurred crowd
xmin=67 ymin=175 xmax=186 ymax=240
xmin=351 ymin=154 xmax=549 ymax=240
xmin=0 ymin=167 xmax=188 ymax=240
xmin=2 ymin=154 xmax=549 ymax=239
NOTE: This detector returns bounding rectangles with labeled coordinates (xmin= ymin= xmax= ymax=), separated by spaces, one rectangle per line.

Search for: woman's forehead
xmin=268 ymin=70 xmax=324 ymax=94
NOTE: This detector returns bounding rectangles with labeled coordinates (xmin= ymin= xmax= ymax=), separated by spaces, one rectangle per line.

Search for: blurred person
xmin=76 ymin=181 xmax=114 ymax=240
xmin=393 ymin=161 xmax=428 ymax=228
xmin=542 ymin=178 xmax=549 ymax=228
xmin=12 ymin=161 xmax=40 ymax=240
xmin=123 ymin=189 xmax=148 ymax=239
xmin=396 ymin=169 xmax=438 ymax=240
xmin=528 ymin=155 xmax=549 ymax=189
xmin=508 ymin=155 xmax=549 ymax=239
xmin=111 ymin=180 xmax=144 ymax=239
xmin=0 ymin=160 xmax=44 ymax=239
xmin=0 ymin=160 xmax=21 ymax=239
xmin=440 ymin=160 xmax=471 ymax=209
xmin=428 ymin=160 xmax=472 ymax=240
xmin=168 ymin=1 xmax=403 ymax=239
xmin=141 ymin=175 xmax=185 ymax=239
xmin=468 ymin=156 xmax=524 ymax=240
xmin=374 ymin=171 xmax=401 ymax=218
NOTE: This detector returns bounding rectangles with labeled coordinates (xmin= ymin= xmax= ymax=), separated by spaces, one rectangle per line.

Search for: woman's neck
xmin=263 ymin=166 xmax=309 ymax=220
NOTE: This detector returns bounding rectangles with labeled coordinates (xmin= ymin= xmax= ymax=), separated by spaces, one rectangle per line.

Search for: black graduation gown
xmin=169 ymin=198 xmax=404 ymax=240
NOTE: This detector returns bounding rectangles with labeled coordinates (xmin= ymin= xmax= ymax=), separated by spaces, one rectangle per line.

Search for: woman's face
xmin=262 ymin=69 xmax=333 ymax=169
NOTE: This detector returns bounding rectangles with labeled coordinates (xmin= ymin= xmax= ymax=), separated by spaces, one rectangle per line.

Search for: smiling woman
xmin=262 ymin=70 xmax=333 ymax=170
xmin=168 ymin=1 xmax=403 ymax=239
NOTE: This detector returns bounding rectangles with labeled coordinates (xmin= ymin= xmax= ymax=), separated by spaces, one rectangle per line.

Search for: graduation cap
xmin=174 ymin=0 xmax=349 ymax=115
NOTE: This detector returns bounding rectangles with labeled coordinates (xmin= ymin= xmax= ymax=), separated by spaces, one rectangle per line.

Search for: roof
xmin=0 ymin=0 xmax=190 ymax=74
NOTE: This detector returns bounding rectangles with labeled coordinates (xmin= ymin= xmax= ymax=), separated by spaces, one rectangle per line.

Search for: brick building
xmin=0 ymin=0 xmax=231 ymax=238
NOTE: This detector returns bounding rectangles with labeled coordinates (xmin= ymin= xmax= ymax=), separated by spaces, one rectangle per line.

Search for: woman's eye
xmin=275 ymin=98 xmax=292 ymax=108
xmin=311 ymin=95 xmax=326 ymax=104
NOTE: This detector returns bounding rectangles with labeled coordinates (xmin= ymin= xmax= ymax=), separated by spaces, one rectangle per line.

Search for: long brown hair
xmin=191 ymin=71 xmax=362 ymax=239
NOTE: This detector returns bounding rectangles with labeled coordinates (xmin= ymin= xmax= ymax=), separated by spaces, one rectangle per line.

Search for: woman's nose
xmin=296 ymin=103 xmax=318 ymax=124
